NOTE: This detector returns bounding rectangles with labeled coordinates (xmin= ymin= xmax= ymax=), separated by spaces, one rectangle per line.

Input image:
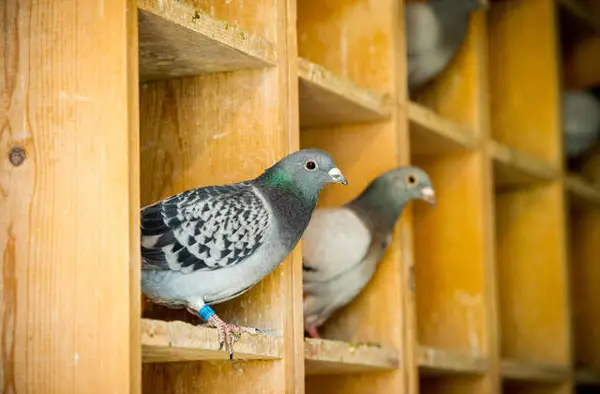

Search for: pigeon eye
xmin=305 ymin=160 xmax=317 ymax=171
xmin=407 ymin=174 xmax=418 ymax=186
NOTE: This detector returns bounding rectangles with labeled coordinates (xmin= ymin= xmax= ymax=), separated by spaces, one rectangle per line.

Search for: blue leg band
xmin=198 ymin=305 xmax=215 ymax=322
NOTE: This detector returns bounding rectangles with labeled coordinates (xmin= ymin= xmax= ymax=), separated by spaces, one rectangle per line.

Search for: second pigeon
xmin=302 ymin=166 xmax=435 ymax=339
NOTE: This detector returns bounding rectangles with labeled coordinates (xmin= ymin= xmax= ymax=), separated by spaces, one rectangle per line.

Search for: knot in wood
xmin=9 ymin=146 xmax=26 ymax=167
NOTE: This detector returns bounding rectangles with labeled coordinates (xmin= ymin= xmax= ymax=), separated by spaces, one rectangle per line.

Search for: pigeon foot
xmin=207 ymin=314 xmax=262 ymax=360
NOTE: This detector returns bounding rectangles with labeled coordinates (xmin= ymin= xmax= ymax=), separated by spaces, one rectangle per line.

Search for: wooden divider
xmin=0 ymin=1 xmax=140 ymax=393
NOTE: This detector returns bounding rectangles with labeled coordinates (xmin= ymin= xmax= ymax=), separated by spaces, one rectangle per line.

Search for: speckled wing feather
xmin=140 ymin=182 xmax=271 ymax=273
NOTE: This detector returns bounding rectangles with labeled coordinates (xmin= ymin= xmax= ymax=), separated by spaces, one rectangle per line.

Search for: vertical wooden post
xmin=0 ymin=1 xmax=140 ymax=393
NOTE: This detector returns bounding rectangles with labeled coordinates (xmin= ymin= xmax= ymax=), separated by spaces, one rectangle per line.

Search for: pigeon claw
xmin=208 ymin=315 xmax=261 ymax=360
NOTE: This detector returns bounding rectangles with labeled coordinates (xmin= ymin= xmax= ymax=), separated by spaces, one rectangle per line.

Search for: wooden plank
xmin=418 ymin=346 xmax=489 ymax=376
xmin=500 ymin=359 xmax=570 ymax=383
xmin=488 ymin=0 xmax=561 ymax=166
xmin=138 ymin=0 xmax=276 ymax=82
xmin=397 ymin=4 xmax=419 ymax=394
xmin=495 ymin=183 xmax=570 ymax=364
xmin=127 ymin=0 xmax=142 ymax=393
xmin=304 ymin=338 xmax=399 ymax=375
xmin=471 ymin=9 xmax=503 ymax=394
xmin=298 ymin=57 xmax=391 ymax=127
xmin=141 ymin=319 xmax=282 ymax=363
xmin=408 ymin=101 xmax=478 ymax=156
xmin=565 ymin=173 xmax=600 ymax=207
xmin=0 ymin=1 xmax=137 ymax=393
xmin=278 ymin=0 xmax=305 ymax=391
xmin=489 ymin=141 xmax=559 ymax=189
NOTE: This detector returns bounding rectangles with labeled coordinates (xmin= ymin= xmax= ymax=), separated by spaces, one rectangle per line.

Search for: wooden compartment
xmin=405 ymin=1 xmax=486 ymax=132
xmin=494 ymin=182 xmax=570 ymax=365
xmin=420 ymin=375 xmax=491 ymax=394
xmin=408 ymin=5 xmax=497 ymax=389
xmin=137 ymin=0 xmax=303 ymax=392
xmin=411 ymin=152 xmax=488 ymax=358
xmin=297 ymin=0 xmax=409 ymax=392
xmin=569 ymin=205 xmax=600 ymax=371
xmin=503 ymin=381 xmax=572 ymax=394
xmin=139 ymin=68 xmax=301 ymax=392
xmin=488 ymin=0 xmax=561 ymax=166
xmin=299 ymin=74 xmax=406 ymax=393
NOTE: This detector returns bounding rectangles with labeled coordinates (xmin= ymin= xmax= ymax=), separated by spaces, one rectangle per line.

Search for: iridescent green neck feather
xmin=257 ymin=167 xmax=317 ymax=207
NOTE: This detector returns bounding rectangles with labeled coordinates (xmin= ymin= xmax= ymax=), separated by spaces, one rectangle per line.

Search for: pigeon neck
xmin=256 ymin=167 xmax=318 ymax=208
xmin=432 ymin=0 xmax=480 ymax=20
xmin=348 ymin=184 xmax=407 ymax=232
xmin=255 ymin=171 xmax=318 ymax=249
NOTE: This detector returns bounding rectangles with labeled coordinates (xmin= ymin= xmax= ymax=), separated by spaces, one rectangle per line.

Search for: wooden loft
xmin=2 ymin=0 xmax=600 ymax=393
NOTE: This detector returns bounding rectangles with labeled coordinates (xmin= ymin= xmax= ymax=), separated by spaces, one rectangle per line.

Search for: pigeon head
xmin=379 ymin=166 xmax=436 ymax=205
xmin=351 ymin=166 xmax=435 ymax=223
xmin=257 ymin=149 xmax=348 ymax=200
xmin=378 ymin=166 xmax=436 ymax=206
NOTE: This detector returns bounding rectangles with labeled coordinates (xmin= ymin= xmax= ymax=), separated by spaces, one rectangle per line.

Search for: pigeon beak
xmin=328 ymin=167 xmax=348 ymax=185
xmin=420 ymin=186 xmax=436 ymax=205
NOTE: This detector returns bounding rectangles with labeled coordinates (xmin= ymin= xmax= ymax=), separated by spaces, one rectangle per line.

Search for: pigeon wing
xmin=140 ymin=182 xmax=271 ymax=273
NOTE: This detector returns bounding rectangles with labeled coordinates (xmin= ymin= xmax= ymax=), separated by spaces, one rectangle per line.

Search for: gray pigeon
xmin=405 ymin=0 xmax=488 ymax=95
xmin=563 ymin=89 xmax=600 ymax=159
xmin=302 ymin=166 xmax=435 ymax=339
xmin=140 ymin=149 xmax=347 ymax=358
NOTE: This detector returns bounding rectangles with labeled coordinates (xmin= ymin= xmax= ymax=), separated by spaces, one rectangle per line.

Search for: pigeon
xmin=302 ymin=166 xmax=435 ymax=339
xmin=140 ymin=149 xmax=348 ymax=358
xmin=563 ymin=89 xmax=600 ymax=159
xmin=405 ymin=0 xmax=488 ymax=95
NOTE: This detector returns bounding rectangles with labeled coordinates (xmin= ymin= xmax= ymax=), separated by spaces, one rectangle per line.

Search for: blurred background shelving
xmin=4 ymin=0 xmax=600 ymax=393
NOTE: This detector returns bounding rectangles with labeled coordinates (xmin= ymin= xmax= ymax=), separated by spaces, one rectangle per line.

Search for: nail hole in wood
xmin=9 ymin=147 xmax=26 ymax=167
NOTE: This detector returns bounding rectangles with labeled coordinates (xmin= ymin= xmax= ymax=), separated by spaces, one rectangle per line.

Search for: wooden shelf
xmin=417 ymin=346 xmax=488 ymax=376
xmin=141 ymin=319 xmax=282 ymax=363
xmin=138 ymin=0 xmax=277 ymax=82
xmin=500 ymin=359 xmax=570 ymax=383
xmin=298 ymin=58 xmax=391 ymax=128
xmin=558 ymin=0 xmax=600 ymax=33
xmin=408 ymin=102 xmax=478 ymax=156
xmin=304 ymin=338 xmax=399 ymax=376
xmin=576 ymin=366 xmax=600 ymax=385
xmin=565 ymin=173 xmax=600 ymax=207
xmin=489 ymin=141 xmax=559 ymax=189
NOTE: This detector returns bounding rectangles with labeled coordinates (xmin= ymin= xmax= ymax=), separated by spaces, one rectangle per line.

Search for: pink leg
xmin=306 ymin=326 xmax=321 ymax=339
xmin=206 ymin=314 xmax=261 ymax=359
